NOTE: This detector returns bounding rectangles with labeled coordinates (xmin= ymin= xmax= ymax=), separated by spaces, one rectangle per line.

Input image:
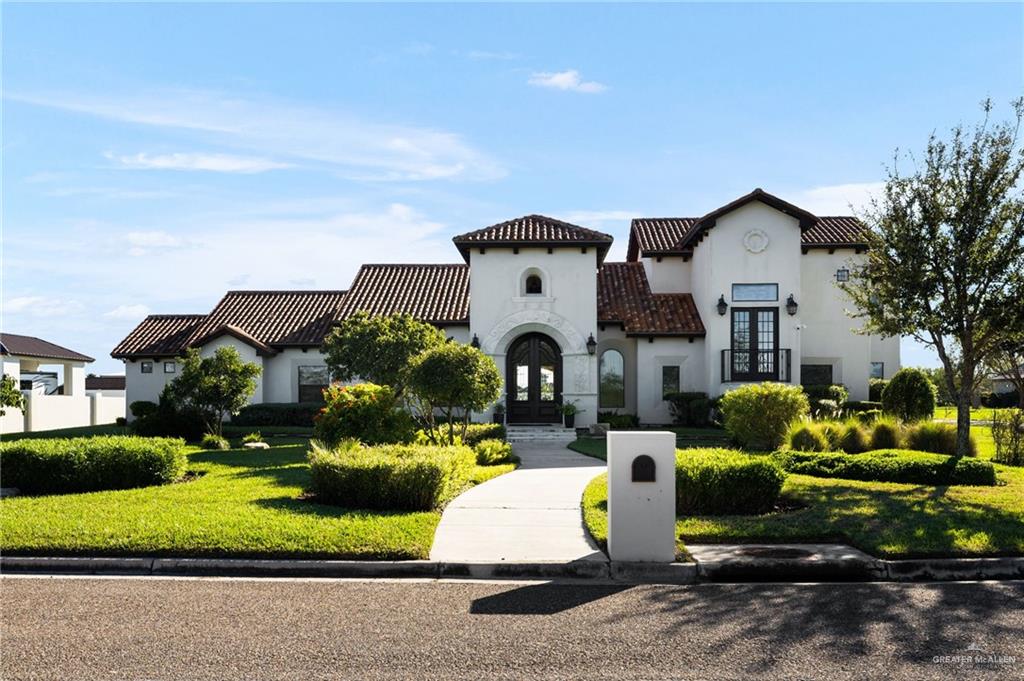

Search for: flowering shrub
xmin=313 ymin=383 xmax=414 ymax=446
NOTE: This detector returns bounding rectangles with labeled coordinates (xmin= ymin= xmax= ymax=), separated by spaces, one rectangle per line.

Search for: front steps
xmin=505 ymin=425 xmax=578 ymax=444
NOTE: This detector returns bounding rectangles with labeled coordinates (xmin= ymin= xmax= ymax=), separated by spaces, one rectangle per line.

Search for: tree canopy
xmin=321 ymin=312 xmax=445 ymax=394
xmin=842 ymin=98 xmax=1024 ymax=456
xmin=1 ymin=374 xmax=25 ymax=417
xmin=167 ymin=347 xmax=262 ymax=436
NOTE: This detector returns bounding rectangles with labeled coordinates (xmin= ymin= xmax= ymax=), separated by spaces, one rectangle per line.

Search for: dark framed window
xmin=662 ymin=366 xmax=680 ymax=398
xmin=525 ymin=274 xmax=543 ymax=295
xmin=801 ymin=364 xmax=834 ymax=385
xmin=163 ymin=361 xmax=176 ymax=374
xmin=298 ymin=365 xmax=330 ymax=403
xmin=836 ymin=268 xmax=850 ymax=282
xmin=599 ymin=350 xmax=625 ymax=408
xmin=140 ymin=361 xmax=153 ymax=374
xmin=731 ymin=307 xmax=779 ymax=379
xmin=870 ymin=362 xmax=884 ymax=379
xmin=732 ymin=283 xmax=778 ymax=302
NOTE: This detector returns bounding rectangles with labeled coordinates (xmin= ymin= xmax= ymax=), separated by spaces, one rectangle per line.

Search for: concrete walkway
xmin=429 ymin=442 xmax=606 ymax=563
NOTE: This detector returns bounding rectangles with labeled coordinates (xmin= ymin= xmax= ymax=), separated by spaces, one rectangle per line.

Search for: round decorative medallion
xmin=743 ymin=229 xmax=769 ymax=254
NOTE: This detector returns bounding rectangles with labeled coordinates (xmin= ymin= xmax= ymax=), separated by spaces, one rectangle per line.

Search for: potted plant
xmin=560 ymin=400 xmax=581 ymax=429
xmin=492 ymin=402 xmax=506 ymax=425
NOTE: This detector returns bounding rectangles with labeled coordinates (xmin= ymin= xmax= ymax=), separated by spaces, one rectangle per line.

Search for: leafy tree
xmin=167 ymin=347 xmax=261 ymax=436
xmin=842 ymin=99 xmax=1024 ymax=458
xmin=1 ymin=374 xmax=25 ymax=417
xmin=322 ymin=312 xmax=445 ymax=395
xmin=407 ymin=342 xmax=502 ymax=445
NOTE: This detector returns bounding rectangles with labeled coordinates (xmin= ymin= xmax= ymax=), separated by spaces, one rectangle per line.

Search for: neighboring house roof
xmin=452 ymin=215 xmax=614 ymax=264
xmin=86 ymin=374 xmax=126 ymax=391
xmin=188 ymin=290 xmax=347 ymax=349
xmin=597 ymin=262 xmax=705 ymax=337
xmin=0 ymin=333 xmax=94 ymax=363
xmin=336 ymin=264 xmax=470 ymax=325
xmin=112 ymin=314 xmax=207 ymax=359
xmin=627 ymin=188 xmax=868 ymax=260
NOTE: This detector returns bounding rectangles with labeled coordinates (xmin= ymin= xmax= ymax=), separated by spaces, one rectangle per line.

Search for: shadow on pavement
xmin=470 ymin=582 xmax=632 ymax=615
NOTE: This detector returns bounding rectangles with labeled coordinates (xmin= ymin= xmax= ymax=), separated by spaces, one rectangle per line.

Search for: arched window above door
xmin=525 ymin=275 xmax=542 ymax=295
xmin=519 ymin=268 xmax=547 ymax=297
xmin=599 ymin=349 xmax=625 ymax=408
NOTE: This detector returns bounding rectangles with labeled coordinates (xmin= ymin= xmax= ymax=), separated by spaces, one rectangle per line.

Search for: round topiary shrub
xmin=838 ymin=421 xmax=870 ymax=454
xmin=786 ymin=422 xmax=828 ymax=452
xmin=314 ymin=383 xmax=415 ymax=446
xmin=870 ymin=418 xmax=903 ymax=450
xmin=881 ymin=368 xmax=937 ymax=422
xmin=675 ymin=448 xmax=786 ymax=515
xmin=719 ymin=382 xmax=810 ymax=450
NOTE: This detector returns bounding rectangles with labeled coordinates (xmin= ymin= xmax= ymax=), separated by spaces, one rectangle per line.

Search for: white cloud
xmin=125 ymin=230 xmax=188 ymax=256
xmin=4 ymin=296 xmax=84 ymax=318
xmin=12 ymin=89 xmax=505 ymax=182
xmin=787 ymin=182 xmax=884 ymax=215
xmin=103 ymin=304 xmax=150 ymax=320
xmin=110 ymin=152 xmax=292 ymax=174
xmin=528 ymin=70 xmax=607 ymax=94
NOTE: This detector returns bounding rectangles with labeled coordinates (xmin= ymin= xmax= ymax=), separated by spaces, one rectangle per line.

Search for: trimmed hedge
xmin=232 ymin=402 xmax=324 ymax=427
xmin=474 ymin=438 xmax=514 ymax=465
xmin=307 ymin=440 xmax=475 ymax=510
xmin=0 ymin=436 xmax=188 ymax=495
xmin=675 ymin=448 xmax=787 ymax=515
xmin=720 ymin=382 xmax=810 ymax=450
xmin=772 ymin=449 xmax=996 ymax=486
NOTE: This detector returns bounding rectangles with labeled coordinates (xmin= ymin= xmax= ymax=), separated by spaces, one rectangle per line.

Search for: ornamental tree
xmin=841 ymin=99 xmax=1024 ymax=458
xmin=1 ymin=374 xmax=25 ymax=417
xmin=407 ymin=342 xmax=502 ymax=445
xmin=322 ymin=312 xmax=445 ymax=396
xmin=167 ymin=347 xmax=262 ymax=436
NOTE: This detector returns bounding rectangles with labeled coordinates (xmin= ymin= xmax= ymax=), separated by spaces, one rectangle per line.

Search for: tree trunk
xmin=955 ymin=360 xmax=976 ymax=460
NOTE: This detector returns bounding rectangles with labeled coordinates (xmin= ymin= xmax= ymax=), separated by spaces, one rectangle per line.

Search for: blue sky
xmin=3 ymin=2 xmax=1022 ymax=374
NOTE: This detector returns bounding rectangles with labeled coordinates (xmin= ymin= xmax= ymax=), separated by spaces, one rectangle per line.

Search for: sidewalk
xmin=429 ymin=442 xmax=606 ymax=563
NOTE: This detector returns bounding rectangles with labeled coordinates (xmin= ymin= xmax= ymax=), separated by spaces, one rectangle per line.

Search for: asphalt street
xmin=1 ymin=575 xmax=1022 ymax=680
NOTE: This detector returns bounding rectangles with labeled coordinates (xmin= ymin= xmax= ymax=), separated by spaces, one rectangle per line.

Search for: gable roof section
xmin=111 ymin=315 xmax=207 ymax=359
xmin=193 ymin=324 xmax=279 ymax=356
xmin=597 ymin=263 xmax=705 ymax=337
xmin=1 ymin=333 xmax=95 ymax=363
xmin=86 ymin=374 xmax=126 ymax=391
xmin=188 ymin=290 xmax=347 ymax=349
xmin=453 ymin=215 xmax=614 ymax=263
xmin=335 ymin=264 xmax=470 ymax=325
xmin=628 ymin=190 xmax=868 ymax=260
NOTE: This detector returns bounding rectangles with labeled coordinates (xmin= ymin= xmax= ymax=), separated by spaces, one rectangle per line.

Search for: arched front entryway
xmin=506 ymin=332 xmax=562 ymax=424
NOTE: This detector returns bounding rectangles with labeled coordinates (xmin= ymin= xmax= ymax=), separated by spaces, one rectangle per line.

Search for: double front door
xmin=506 ymin=333 xmax=562 ymax=424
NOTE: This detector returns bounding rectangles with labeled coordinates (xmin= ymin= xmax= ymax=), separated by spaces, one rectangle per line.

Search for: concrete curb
xmin=3 ymin=554 xmax=1022 ymax=584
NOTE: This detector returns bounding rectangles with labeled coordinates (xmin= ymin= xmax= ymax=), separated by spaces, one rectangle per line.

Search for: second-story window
xmin=836 ymin=268 xmax=850 ymax=282
xmin=525 ymin=274 xmax=543 ymax=295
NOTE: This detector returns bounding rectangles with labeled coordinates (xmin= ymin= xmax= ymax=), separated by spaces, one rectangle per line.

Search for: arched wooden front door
xmin=506 ymin=333 xmax=562 ymax=424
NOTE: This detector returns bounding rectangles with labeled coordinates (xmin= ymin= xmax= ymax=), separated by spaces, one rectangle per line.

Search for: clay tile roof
xmin=111 ymin=315 xmax=206 ymax=359
xmin=801 ymin=216 xmax=868 ymax=248
xmin=188 ymin=290 xmax=348 ymax=349
xmin=194 ymin=324 xmax=279 ymax=357
xmin=452 ymin=214 xmax=614 ymax=263
xmin=597 ymin=263 xmax=705 ymax=336
xmin=627 ymin=218 xmax=698 ymax=260
xmin=1 ymin=333 xmax=94 ymax=363
xmin=335 ymin=264 xmax=470 ymax=325
xmin=86 ymin=375 xmax=126 ymax=391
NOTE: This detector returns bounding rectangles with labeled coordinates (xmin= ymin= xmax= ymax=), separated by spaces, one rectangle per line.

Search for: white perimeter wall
xmin=636 ymin=337 xmax=705 ymax=424
xmin=470 ymin=247 xmax=600 ymax=426
xmin=124 ymin=358 xmax=180 ymax=417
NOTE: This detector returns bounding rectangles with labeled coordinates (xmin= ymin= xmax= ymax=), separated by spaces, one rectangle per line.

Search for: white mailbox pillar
xmin=607 ymin=431 xmax=676 ymax=562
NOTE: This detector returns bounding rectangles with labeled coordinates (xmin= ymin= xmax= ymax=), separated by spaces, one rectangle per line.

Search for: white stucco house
xmin=113 ymin=188 xmax=900 ymax=427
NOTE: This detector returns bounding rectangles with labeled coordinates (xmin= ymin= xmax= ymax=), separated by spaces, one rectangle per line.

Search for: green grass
xmin=0 ymin=438 xmax=514 ymax=560
xmin=933 ymin=406 xmax=1011 ymax=422
xmin=581 ymin=455 xmax=1024 ymax=559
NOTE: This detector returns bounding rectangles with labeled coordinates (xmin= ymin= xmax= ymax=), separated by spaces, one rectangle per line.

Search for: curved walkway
xmin=429 ymin=443 xmax=606 ymax=563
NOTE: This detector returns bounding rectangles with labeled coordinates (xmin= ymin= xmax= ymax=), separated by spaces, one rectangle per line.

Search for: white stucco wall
xmin=869 ymin=335 xmax=901 ymax=381
xmin=635 ymin=337 xmax=705 ymax=424
xmin=90 ymin=394 xmax=126 ymax=425
xmin=643 ymin=256 xmax=692 ymax=294
xmin=24 ymin=394 xmax=91 ymax=431
xmin=470 ymin=247 xmax=600 ymax=426
xmin=261 ymin=347 xmax=327 ymax=403
xmin=123 ymin=358 xmax=179 ymax=417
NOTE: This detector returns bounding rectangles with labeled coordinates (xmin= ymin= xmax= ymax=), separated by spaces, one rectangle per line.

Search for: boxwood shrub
xmin=675 ymin=448 xmax=787 ymax=515
xmin=720 ymin=382 xmax=810 ymax=450
xmin=232 ymin=402 xmax=324 ymax=427
xmin=307 ymin=440 xmax=475 ymax=510
xmin=772 ymin=449 xmax=995 ymax=486
xmin=0 ymin=436 xmax=188 ymax=495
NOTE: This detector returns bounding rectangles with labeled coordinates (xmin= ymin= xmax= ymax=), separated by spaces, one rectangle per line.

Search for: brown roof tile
xmin=453 ymin=215 xmax=614 ymax=263
xmin=111 ymin=315 xmax=206 ymax=358
xmin=801 ymin=216 xmax=868 ymax=247
xmin=627 ymin=218 xmax=698 ymax=260
xmin=1 ymin=333 xmax=94 ymax=363
xmin=335 ymin=264 xmax=470 ymax=325
xmin=86 ymin=374 xmax=126 ymax=391
xmin=598 ymin=263 xmax=705 ymax=336
xmin=188 ymin=290 xmax=347 ymax=349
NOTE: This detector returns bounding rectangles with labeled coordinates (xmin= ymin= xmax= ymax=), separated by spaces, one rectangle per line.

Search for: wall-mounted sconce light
xmin=470 ymin=334 xmax=480 ymax=348
xmin=786 ymin=294 xmax=799 ymax=316
xmin=716 ymin=295 xmax=728 ymax=316
xmin=586 ymin=333 xmax=597 ymax=355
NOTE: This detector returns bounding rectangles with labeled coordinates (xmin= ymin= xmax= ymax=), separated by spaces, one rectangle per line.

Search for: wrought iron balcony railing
xmin=721 ymin=348 xmax=792 ymax=383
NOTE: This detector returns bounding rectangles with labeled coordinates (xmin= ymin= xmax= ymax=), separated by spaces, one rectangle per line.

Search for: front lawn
xmin=581 ymin=459 xmax=1024 ymax=558
xmin=0 ymin=438 xmax=514 ymax=560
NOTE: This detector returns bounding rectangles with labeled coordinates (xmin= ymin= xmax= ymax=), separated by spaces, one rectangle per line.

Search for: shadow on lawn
xmin=252 ymin=495 xmax=430 ymax=520
xmin=628 ymin=581 xmax=1024 ymax=674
